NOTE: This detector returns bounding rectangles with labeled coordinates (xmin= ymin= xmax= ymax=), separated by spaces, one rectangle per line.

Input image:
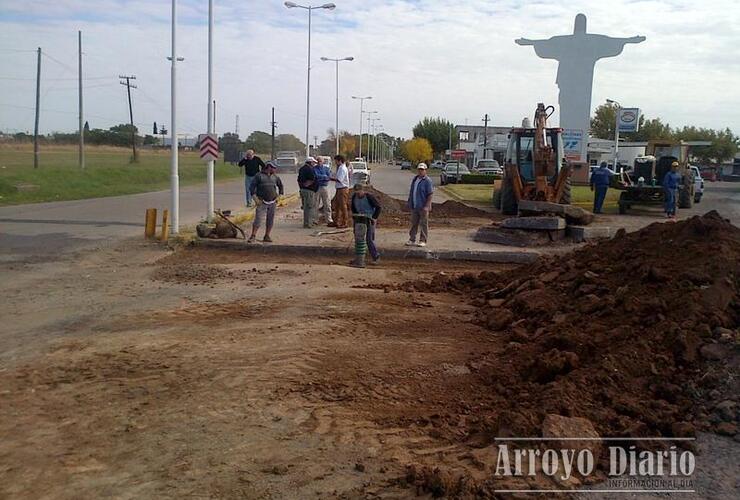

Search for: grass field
xmin=0 ymin=144 xmax=242 ymax=206
xmin=442 ymin=183 xmax=621 ymax=212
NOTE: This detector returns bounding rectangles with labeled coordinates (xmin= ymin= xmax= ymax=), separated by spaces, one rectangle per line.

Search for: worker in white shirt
xmin=329 ymin=154 xmax=350 ymax=228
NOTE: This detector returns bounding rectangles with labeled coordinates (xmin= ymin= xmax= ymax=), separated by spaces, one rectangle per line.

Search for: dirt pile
xmin=367 ymin=187 xmax=491 ymax=226
xmin=420 ymin=212 xmax=740 ymax=440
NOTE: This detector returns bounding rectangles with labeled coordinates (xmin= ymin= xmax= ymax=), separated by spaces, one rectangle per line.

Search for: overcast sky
xmin=1 ymin=0 xmax=739 ymax=142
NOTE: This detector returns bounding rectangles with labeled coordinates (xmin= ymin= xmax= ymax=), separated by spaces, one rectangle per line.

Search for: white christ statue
xmin=516 ymin=13 xmax=645 ymax=158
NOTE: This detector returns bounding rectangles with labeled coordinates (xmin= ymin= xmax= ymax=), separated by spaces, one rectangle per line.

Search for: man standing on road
xmin=663 ymin=161 xmax=682 ymax=220
xmin=590 ymin=161 xmax=612 ymax=214
xmin=350 ymin=183 xmax=382 ymax=267
xmin=248 ymin=161 xmax=284 ymax=243
xmin=298 ymin=157 xmax=319 ymax=228
xmin=329 ymin=155 xmax=350 ymax=228
xmin=314 ymin=157 xmax=333 ymax=225
xmin=406 ymin=163 xmax=434 ymax=247
xmin=238 ymin=149 xmax=265 ymax=207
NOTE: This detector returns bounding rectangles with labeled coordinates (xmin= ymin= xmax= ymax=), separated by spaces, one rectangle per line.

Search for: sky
xmin=1 ymin=0 xmax=739 ymax=142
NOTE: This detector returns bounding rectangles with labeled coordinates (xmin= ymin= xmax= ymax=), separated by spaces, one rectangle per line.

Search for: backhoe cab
xmin=497 ymin=103 xmax=572 ymax=215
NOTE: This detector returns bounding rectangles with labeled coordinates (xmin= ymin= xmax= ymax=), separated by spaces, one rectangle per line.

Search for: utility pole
xmin=169 ymin=0 xmax=183 ymax=234
xmin=482 ymin=113 xmax=490 ymax=159
xmin=235 ymin=114 xmax=239 ymax=136
xmin=206 ymin=0 xmax=214 ymax=222
xmin=119 ymin=75 xmax=138 ymax=162
xmin=270 ymin=107 xmax=277 ymax=159
xmin=33 ymin=47 xmax=41 ymax=169
xmin=78 ymin=31 xmax=85 ymax=169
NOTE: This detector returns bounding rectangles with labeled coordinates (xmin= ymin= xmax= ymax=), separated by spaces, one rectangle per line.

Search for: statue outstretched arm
xmin=515 ymin=38 xmax=539 ymax=46
xmin=624 ymin=35 xmax=646 ymax=44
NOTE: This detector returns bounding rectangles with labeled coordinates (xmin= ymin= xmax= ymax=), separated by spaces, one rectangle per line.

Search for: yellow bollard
xmin=144 ymin=208 xmax=157 ymax=238
xmin=160 ymin=209 xmax=170 ymax=241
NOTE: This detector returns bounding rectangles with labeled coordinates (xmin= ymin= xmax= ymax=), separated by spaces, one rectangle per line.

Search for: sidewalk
xmin=192 ymin=197 xmax=571 ymax=264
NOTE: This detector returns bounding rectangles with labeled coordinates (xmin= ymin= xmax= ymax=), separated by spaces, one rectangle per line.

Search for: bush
xmin=461 ymin=174 xmax=498 ymax=184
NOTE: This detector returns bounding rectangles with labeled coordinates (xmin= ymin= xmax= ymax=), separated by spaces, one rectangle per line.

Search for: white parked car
xmin=350 ymin=161 xmax=370 ymax=185
xmin=690 ymin=166 xmax=704 ymax=203
xmin=474 ymin=159 xmax=503 ymax=176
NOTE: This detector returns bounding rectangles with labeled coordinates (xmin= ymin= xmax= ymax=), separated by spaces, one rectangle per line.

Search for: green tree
xmin=412 ymin=117 xmax=457 ymax=155
xmin=590 ymin=102 xmax=619 ymax=139
xmin=276 ymin=134 xmax=305 ymax=153
xmin=244 ymin=131 xmax=271 ymax=154
xmin=631 ymin=117 xmax=672 ymax=141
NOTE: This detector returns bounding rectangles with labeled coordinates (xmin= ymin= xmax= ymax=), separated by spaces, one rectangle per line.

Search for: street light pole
xmin=352 ymin=96 xmax=371 ymax=159
xmin=168 ymin=0 xmax=185 ymax=234
xmin=284 ymin=2 xmax=336 ymax=159
xmin=321 ymin=56 xmax=354 ymax=155
xmin=206 ymin=0 xmax=214 ymax=222
xmin=607 ymin=99 xmax=621 ymax=171
xmin=366 ymin=112 xmax=378 ymax=161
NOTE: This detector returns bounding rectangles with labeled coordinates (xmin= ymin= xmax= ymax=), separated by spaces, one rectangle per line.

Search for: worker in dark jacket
xmin=662 ymin=161 xmax=682 ymax=219
xmin=248 ymin=161 xmax=284 ymax=243
xmin=297 ymin=157 xmax=319 ymax=228
xmin=350 ymin=183 xmax=382 ymax=267
xmin=590 ymin=161 xmax=613 ymax=214
xmin=238 ymin=149 xmax=265 ymax=207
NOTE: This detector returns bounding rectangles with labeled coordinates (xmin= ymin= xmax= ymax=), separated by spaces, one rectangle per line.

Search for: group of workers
xmin=238 ymin=151 xmax=435 ymax=268
xmin=589 ymin=160 xmax=684 ymax=219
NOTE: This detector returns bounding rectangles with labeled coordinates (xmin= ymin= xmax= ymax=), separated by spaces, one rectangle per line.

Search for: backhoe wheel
xmin=492 ymin=188 xmax=502 ymax=209
xmin=618 ymin=192 xmax=628 ymax=214
xmin=678 ymin=186 xmax=693 ymax=209
xmin=500 ymin=175 xmax=518 ymax=215
xmin=559 ymin=178 xmax=572 ymax=205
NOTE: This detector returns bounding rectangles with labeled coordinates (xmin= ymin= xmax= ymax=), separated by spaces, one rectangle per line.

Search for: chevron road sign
xmin=199 ymin=133 xmax=219 ymax=162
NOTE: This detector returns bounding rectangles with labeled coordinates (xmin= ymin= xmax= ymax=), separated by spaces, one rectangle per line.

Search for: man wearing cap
xmin=350 ymin=183 xmax=382 ymax=267
xmin=238 ymin=149 xmax=265 ymax=207
xmin=248 ymin=161 xmax=284 ymax=243
xmin=314 ymin=156 xmax=333 ymax=224
xmin=662 ymin=161 xmax=682 ymax=220
xmin=329 ymin=155 xmax=351 ymax=228
xmin=297 ymin=157 xmax=319 ymax=228
xmin=406 ymin=162 xmax=434 ymax=247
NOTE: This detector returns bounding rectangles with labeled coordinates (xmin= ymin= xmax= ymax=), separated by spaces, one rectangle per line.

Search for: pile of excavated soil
xmin=413 ymin=211 xmax=740 ymax=441
xmin=367 ymin=187 xmax=491 ymax=227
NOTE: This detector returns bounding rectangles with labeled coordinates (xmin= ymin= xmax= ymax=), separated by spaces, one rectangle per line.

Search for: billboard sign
xmin=562 ymin=128 xmax=584 ymax=161
xmin=618 ymin=108 xmax=641 ymax=133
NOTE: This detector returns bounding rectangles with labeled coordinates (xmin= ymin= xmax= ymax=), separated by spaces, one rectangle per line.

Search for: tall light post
xmin=369 ymin=117 xmax=380 ymax=164
xmin=351 ymin=95 xmax=371 ymax=159
xmin=168 ymin=0 xmax=185 ymax=234
xmin=374 ymin=125 xmax=384 ymax=163
xmin=606 ymin=98 xmax=621 ymax=171
xmin=284 ymin=1 xmax=336 ymax=158
xmin=206 ymin=0 xmax=214 ymax=222
xmin=363 ymin=110 xmax=377 ymax=160
xmin=321 ymin=56 xmax=354 ymax=155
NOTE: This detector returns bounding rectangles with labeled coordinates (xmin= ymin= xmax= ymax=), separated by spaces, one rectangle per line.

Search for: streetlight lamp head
xmin=344 ymin=56 xmax=354 ymax=61
xmin=321 ymin=3 xmax=336 ymax=9
xmin=284 ymin=1 xmax=298 ymax=8
xmin=320 ymin=57 xmax=329 ymax=61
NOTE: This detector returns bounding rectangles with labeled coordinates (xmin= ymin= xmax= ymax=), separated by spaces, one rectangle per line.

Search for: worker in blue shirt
xmin=589 ymin=162 xmax=613 ymax=214
xmin=662 ymin=161 xmax=682 ymax=219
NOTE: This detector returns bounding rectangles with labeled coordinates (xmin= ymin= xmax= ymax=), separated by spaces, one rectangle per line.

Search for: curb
xmin=192 ymin=238 xmax=539 ymax=264
xmin=231 ymin=192 xmax=300 ymax=225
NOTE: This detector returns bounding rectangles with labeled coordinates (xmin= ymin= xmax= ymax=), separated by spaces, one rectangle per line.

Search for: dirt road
xmin=0 ymin=240 xmax=513 ymax=498
xmin=1 ymin=218 xmax=737 ymax=498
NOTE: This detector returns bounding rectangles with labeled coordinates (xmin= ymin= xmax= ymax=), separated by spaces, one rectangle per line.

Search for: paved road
xmin=1 ymin=164 xmax=737 ymax=261
xmin=0 ymin=163 xmax=421 ymax=260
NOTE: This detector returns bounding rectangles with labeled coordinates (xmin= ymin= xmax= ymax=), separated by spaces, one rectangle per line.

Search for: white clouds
xmin=1 ymin=0 xmax=739 ymax=140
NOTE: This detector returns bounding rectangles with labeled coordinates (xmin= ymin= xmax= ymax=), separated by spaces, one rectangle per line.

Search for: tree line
xmin=591 ymin=102 xmax=738 ymax=164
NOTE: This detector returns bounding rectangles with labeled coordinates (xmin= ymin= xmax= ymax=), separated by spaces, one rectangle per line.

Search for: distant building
xmin=163 ymin=137 xmax=197 ymax=148
xmin=455 ymin=124 xmax=510 ymax=166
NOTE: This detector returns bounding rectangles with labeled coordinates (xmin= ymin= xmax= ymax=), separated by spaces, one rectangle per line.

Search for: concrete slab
xmin=474 ymin=226 xmax=565 ymax=247
xmin=567 ymin=225 xmax=614 ymax=242
xmin=502 ymin=216 xmax=566 ymax=230
xmin=192 ymin=238 xmax=540 ymax=264
xmin=518 ymin=200 xmax=566 ymax=216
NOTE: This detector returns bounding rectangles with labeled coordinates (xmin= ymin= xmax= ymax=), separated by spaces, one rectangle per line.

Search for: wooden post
xmin=145 ymin=208 xmax=157 ymax=238
xmin=160 ymin=209 xmax=170 ymax=241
